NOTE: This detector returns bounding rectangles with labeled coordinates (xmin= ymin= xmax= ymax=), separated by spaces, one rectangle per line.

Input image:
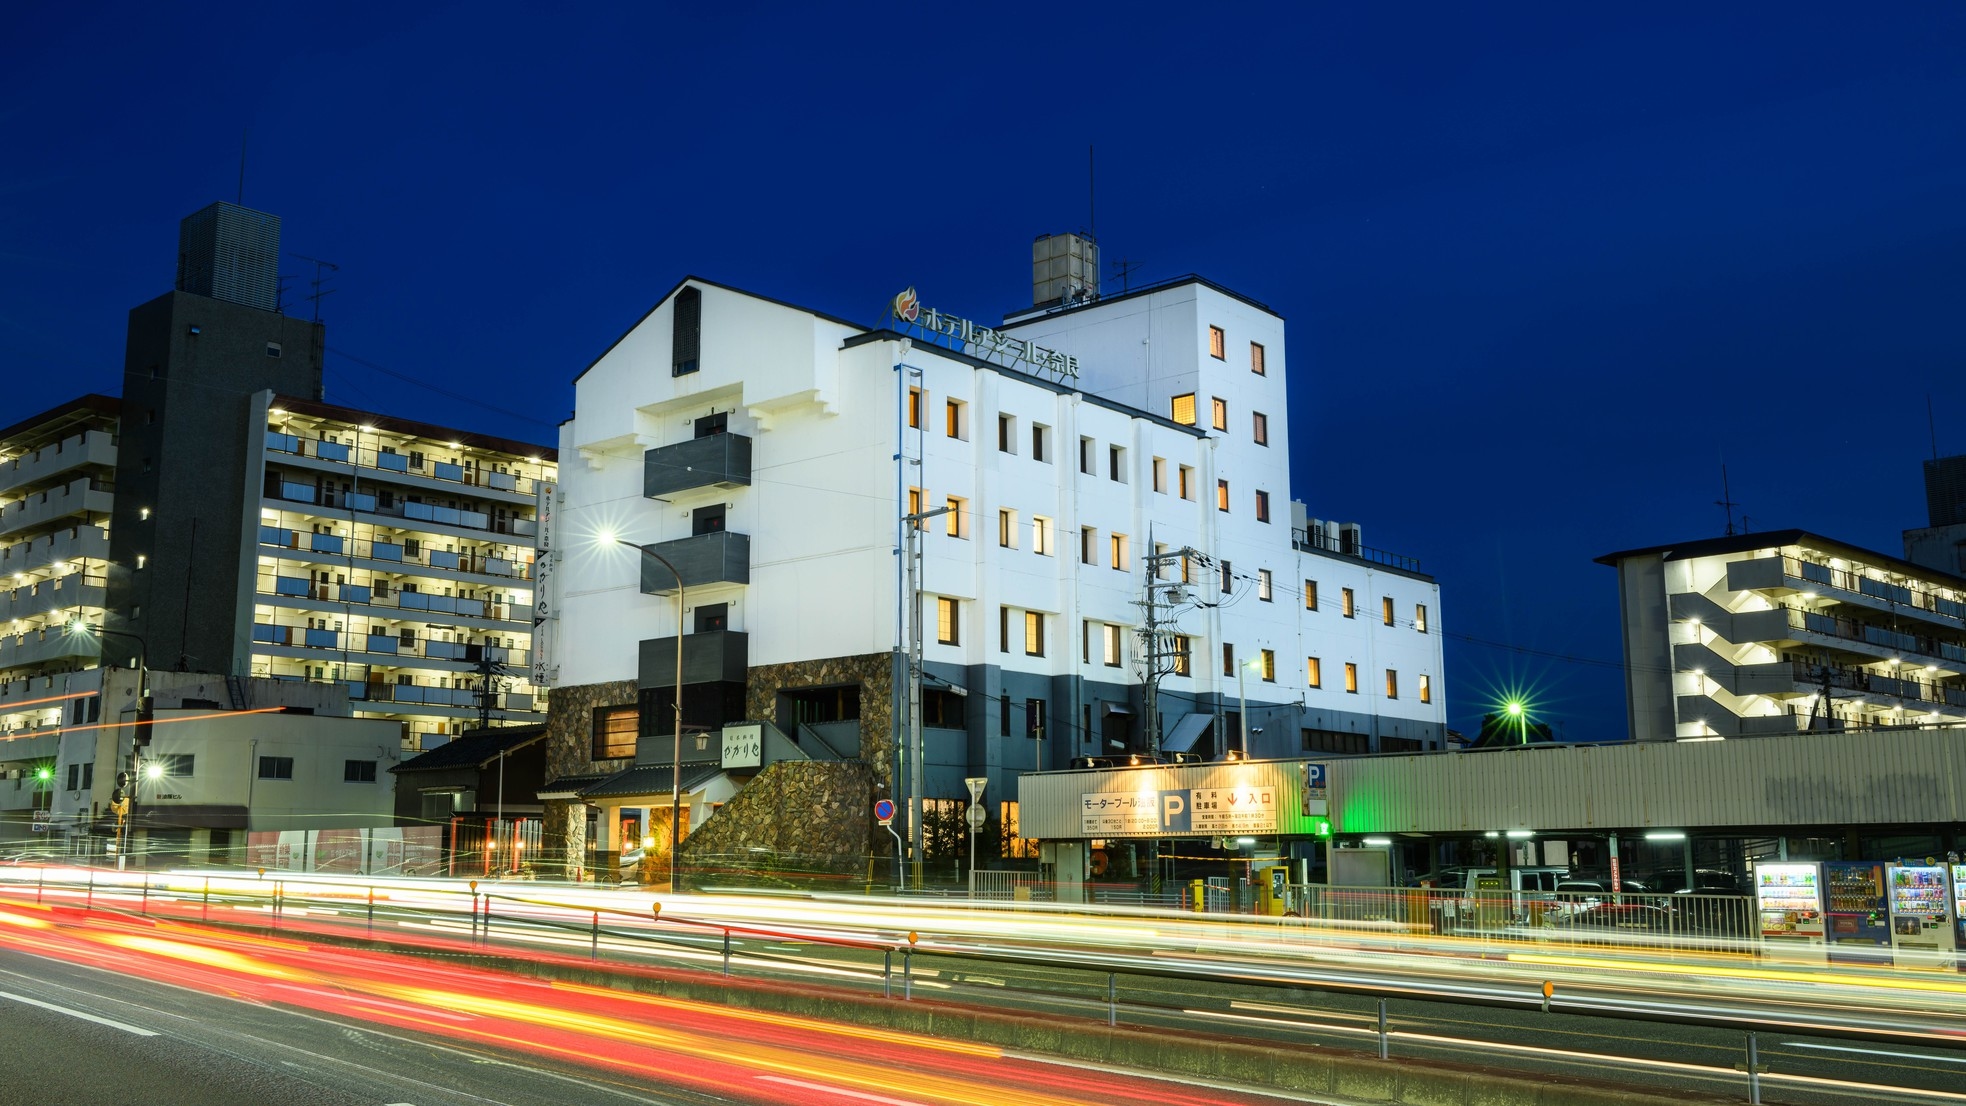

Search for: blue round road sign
xmin=874 ymin=798 xmax=896 ymax=822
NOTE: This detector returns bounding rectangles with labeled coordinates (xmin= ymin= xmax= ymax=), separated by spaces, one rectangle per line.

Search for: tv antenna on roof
xmin=1716 ymin=464 xmax=1741 ymax=537
xmin=291 ymin=255 xmax=340 ymax=324
xmin=1110 ymin=257 xmax=1143 ymax=294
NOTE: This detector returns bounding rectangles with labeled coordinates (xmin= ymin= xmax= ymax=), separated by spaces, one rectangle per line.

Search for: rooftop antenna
xmin=1110 ymin=257 xmax=1143 ymax=294
xmin=291 ymin=254 xmax=339 ymax=324
xmin=237 ymin=127 xmax=248 ymax=205
xmin=1716 ymin=464 xmax=1740 ymax=537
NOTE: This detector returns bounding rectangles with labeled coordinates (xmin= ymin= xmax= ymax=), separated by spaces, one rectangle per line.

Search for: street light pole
xmin=69 ymin=620 xmax=145 ymax=868
xmin=900 ymin=504 xmax=951 ymax=891
xmin=616 ymin=539 xmax=686 ymax=892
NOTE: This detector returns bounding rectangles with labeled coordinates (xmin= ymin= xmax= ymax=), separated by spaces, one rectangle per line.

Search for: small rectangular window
xmin=159 ymin=754 xmax=194 ymax=778
xmin=1103 ymin=623 xmax=1122 ymax=667
xmin=1031 ymin=423 xmax=1050 ymax=462
xmin=1108 ymin=445 xmax=1124 ymax=482
xmin=999 ymin=606 xmax=1010 ymax=653
xmin=1217 ymin=479 xmax=1230 ymax=512
xmin=1208 ymin=326 xmax=1226 ymax=360
xmin=1000 ymin=694 xmax=1012 ymax=738
xmin=265 ymin=342 xmax=282 ymax=358
xmin=1258 ymin=569 xmax=1273 ymax=601
xmin=1081 ymin=619 xmax=1093 ymax=664
xmin=945 ymin=399 xmax=966 ymax=440
xmin=1416 ymin=604 xmax=1429 ymax=633
xmin=945 ymin=495 xmax=967 ymax=539
xmin=344 ymin=759 xmax=378 ymax=783
xmin=1419 ymin=674 xmax=1432 ymax=704
xmin=1079 ymin=436 xmax=1095 ymax=475
xmin=998 ymin=414 xmax=1015 ymax=454
xmin=1307 ymin=657 xmax=1322 ymax=688
xmin=258 ymin=755 xmax=295 ymax=780
xmin=1024 ymin=611 xmax=1046 ymax=656
xmin=1172 ymin=635 xmax=1192 ymax=677
xmin=1081 ymin=526 xmax=1098 ymax=566
xmin=907 ymin=387 xmax=923 ymax=429
xmin=1250 ymin=342 xmax=1265 ymax=375
xmin=907 ymin=487 xmax=925 ymax=528
xmin=1305 ymin=580 xmax=1318 ymax=611
xmin=998 ymin=508 xmax=1017 ymax=549
xmin=1152 ymin=457 xmax=1167 ymax=493
xmin=1255 ymin=490 xmax=1270 ymax=523
xmin=936 ymin=597 xmax=959 ymax=645
xmin=1179 ymin=465 xmax=1195 ymax=500
xmin=1211 ymin=397 xmax=1228 ymax=431
xmin=1344 ymin=663 xmax=1359 ymax=693
xmin=1259 ymin=649 xmax=1276 ymax=682
xmin=1110 ymin=533 xmax=1129 ymax=571
xmin=1386 ymin=669 xmax=1399 ymax=699
xmin=1342 ymin=587 xmax=1356 ymax=618
xmin=1220 ymin=559 xmax=1233 ymax=595
xmin=1252 ymin=411 xmax=1268 ymax=445
xmin=593 ymin=706 xmax=638 ymax=760
xmin=1171 ymin=394 xmax=1196 ymax=426
xmin=672 ymin=286 xmax=701 ymax=376
xmin=1032 ymin=516 xmax=1053 ymax=556
xmin=1222 ymin=642 xmax=1235 ymax=676
xmin=1383 ymin=596 xmax=1396 ymax=626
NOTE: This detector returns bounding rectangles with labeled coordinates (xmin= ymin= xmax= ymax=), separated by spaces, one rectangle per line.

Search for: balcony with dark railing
xmin=635 ymin=531 xmax=751 ymax=594
xmin=264 ymin=431 xmax=551 ymax=499
xmin=1290 ymin=526 xmax=1422 ymax=573
xmin=1727 ymin=555 xmax=1966 ymax=627
xmin=1789 ymin=659 xmax=1966 ymax=711
xmin=644 ymin=434 xmax=752 ymax=499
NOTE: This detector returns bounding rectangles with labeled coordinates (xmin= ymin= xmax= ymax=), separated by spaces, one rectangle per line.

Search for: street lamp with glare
xmin=68 ymin=619 xmax=148 ymax=868
xmin=606 ymin=536 xmax=687 ymax=892
xmin=1236 ymin=656 xmax=1265 ymax=758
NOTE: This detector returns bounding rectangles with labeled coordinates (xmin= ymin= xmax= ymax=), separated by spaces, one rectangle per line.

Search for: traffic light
xmin=116 ymin=771 xmax=132 ymax=791
xmin=111 ymin=786 xmax=129 ymax=805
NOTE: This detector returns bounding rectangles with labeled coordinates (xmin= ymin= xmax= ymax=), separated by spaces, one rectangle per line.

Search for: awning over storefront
xmin=1159 ymin=712 xmax=1215 ymax=754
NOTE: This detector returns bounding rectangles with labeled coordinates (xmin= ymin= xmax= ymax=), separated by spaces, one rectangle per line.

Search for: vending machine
xmin=1821 ymin=861 xmax=1890 ymax=964
xmin=1886 ymin=863 xmax=1957 ymax=969
xmin=1754 ymin=862 xmax=1826 ymax=961
xmin=1952 ymin=863 xmax=1966 ymax=970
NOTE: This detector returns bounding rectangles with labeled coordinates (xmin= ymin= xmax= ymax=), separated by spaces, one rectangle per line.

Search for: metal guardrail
xmin=1289 ymin=884 xmax=1759 ymax=955
xmin=0 ymin=866 xmax=1956 ymax=1105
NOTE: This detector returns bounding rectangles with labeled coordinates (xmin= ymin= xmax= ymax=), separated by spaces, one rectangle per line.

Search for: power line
xmin=327 ymin=346 xmax=560 ymax=430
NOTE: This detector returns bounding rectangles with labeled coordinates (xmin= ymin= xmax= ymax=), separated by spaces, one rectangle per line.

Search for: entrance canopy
xmin=1159 ymin=713 xmax=1215 ymax=755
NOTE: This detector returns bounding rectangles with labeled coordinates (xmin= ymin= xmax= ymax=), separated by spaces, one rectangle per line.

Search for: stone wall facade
xmin=744 ymin=652 xmax=894 ymax=788
xmin=540 ymin=677 xmax=639 ymax=880
xmin=678 ymin=759 xmax=875 ymax=880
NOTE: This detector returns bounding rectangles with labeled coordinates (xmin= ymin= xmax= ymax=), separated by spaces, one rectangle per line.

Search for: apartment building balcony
xmin=250 ymin=624 xmax=532 ymax=671
xmin=0 ymin=732 xmax=61 ymax=767
xmin=1726 ymin=554 xmax=1966 ymax=631
xmin=1788 ymin=659 xmax=1966 ymax=713
xmin=644 ymin=434 xmax=752 ymax=500
xmin=636 ymin=532 xmax=750 ymax=595
xmin=0 ymin=477 xmax=114 ymax=542
xmin=260 ymin=575 xmax=533 ymax=626
xmin=1 ymin=574 xmax=106 ymax=626
xmin=1 ymin=525 xmax=110 ymax=577
xmin=0 ymin=625 xmax=100 ymax=671
xmin=1671 ymin=642 xmax=1794 ymax=698
xmin=0 ymin=430 xmax=116 ymax=498
xmin=258 ymin=525 xmax=534 ymax=584
xmin=263 ymin=484 xmax=538 ymax=541
xmin=265 ymin=431 xmax=549 ymax=501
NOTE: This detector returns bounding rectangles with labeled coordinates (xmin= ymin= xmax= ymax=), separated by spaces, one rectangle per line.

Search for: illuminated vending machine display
xmin=1821 ymin=861 xmax=1890 ymax=964
xmin=1754 ymin=862 xmax=1825 ymax=961
xmin=1952 ymin=864 xmax=1966 ymax=969
xmin=1886 ymin=864 xmax=1957 ymax=969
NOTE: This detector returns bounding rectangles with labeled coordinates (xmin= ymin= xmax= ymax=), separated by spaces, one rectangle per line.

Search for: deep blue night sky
xmin=6 ymin=4 xmax=1964 ymax=740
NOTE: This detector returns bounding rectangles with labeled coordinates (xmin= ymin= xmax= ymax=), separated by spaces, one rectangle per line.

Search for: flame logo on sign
xmin=892 ymin=286 xmax=919 ymax=323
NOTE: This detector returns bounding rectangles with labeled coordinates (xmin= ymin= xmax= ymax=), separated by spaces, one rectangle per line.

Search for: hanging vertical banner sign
xmin=530 ymin=481 xmax=559 ymax=687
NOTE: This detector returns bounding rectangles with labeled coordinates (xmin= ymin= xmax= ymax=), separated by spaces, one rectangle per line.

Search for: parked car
xmin=1564 ymin=902 xmax=1677 ymax=931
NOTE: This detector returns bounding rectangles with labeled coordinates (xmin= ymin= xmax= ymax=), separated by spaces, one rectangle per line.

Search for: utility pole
xmin=1137 ymin=543 xmax=1200 ymax=758
xmin=902 ymin=503 xmax=952 ymax=891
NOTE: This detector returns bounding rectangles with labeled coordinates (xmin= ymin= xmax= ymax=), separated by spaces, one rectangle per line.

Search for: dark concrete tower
xmin=108 ymin=203 xmax=326 ymax=674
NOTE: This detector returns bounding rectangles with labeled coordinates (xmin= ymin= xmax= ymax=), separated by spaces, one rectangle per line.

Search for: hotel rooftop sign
xmin=891 ymin=287 xmax=1079 ymax=381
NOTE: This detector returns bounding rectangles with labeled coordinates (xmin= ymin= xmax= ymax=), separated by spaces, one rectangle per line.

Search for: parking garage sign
xmin=1080 ymin=787 xmax=1276 ymax=836
xmin=1302 ymin=762 xmax=1329 ymax=816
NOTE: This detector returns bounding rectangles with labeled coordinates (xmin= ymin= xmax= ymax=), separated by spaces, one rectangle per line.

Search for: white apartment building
xmin=1600 ymin=530 xmax=1966 ymax=741
xmin=0 ymin=396 xmax=120 ymax=690
xmin=543 ymin=252 xmax=1445 ymax=863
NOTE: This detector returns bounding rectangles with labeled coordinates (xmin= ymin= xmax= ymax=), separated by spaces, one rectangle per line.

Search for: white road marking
xmin=1783 ymin=1041 xmax=1966 ymax=1065
xmin=1007 ymin=1050 xmax=1349 ymax=1103
xmin=0 ymin=988 xmax=157 ymax=1036
xmin=756 ymin=1075 xmax=926 ymax=1105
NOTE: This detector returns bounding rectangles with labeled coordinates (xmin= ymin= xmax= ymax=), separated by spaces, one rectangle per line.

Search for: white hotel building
xmin=541 ymin=241 xmax=1445 ymax=866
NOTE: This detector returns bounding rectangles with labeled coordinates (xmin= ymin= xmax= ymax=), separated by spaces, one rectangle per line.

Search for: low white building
xmin=538 ymin=248 xmax=1446 ymax=869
